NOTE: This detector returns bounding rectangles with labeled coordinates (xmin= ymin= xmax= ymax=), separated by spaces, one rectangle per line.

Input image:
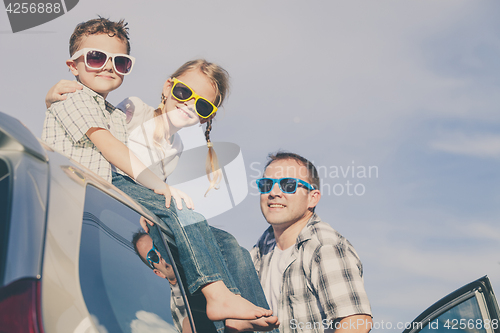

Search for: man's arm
xmin=311 ymin=242 xmax=372 ymax=332
xmin=330 ymin=315 xmax=372 ymax=333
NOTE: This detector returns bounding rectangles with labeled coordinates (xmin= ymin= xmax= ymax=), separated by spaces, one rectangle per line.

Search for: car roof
xmin=0 ymin=112 xmax=47 ymax=162
xmin=0 ymin=111 xmax=174 ymax=286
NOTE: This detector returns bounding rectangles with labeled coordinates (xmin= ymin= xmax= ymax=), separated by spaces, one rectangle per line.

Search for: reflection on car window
xmin=79 ymin=185 xmax=183 ymax=333
xmin=417 ymin=295 xmax=489 ymax=333
xmin=0 ymin=159 xmax=11 ymax=282
xmin=0 ymin=159 xmax=10 ymax=226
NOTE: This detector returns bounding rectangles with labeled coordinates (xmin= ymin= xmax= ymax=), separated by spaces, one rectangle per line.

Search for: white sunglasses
xmin=70 ymin=48 xmax=135 ymax=75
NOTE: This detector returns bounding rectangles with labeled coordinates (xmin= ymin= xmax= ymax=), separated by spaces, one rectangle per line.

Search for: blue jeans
xmin=112 ymin=173 xmax=271 ymax=331
xmin=150 ymin=225 xmax=272 ymax=333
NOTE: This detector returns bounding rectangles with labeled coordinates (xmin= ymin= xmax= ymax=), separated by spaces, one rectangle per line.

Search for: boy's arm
xmin=47 ymin=87 xmax=191 ymax=209
xmin=87 ymin=127 xmax=179 ymax=208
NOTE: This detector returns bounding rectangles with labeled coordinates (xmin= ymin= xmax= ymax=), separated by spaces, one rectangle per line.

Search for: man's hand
xmin=139 ymin=216 xmax=154 ymax=233
xmin=328 ymin=315 xmax=372 ymax=333
xmin=45 ymin=80 xmax=83 ymax=108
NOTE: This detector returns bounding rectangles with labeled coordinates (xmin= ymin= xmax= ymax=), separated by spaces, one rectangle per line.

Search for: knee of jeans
xmin=172 ymin=201 xmax=206 ymax=224
xmin=172 ymin=197 xmax=194 ymax=212
xmin=239 ymin=246 xmax=254 ymax=264
xmin=212 ymin=228 xmax=240 ymax=249
xmin=240 ymin=246 xmax=251 ymax=257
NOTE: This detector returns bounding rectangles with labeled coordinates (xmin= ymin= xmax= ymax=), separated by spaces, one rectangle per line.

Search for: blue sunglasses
xmin=256 ymin=177 xmax=316 ymax=194
xmin=147 ymin=243 xmax=160 ymax=269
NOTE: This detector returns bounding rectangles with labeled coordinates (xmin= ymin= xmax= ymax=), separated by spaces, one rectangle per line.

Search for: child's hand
xmin=154 ymin=184 xmax=172 ymax=209
xmin=169 ymin=187 xmax=194 ymax=210
xmin=45 ymin=80 xmax=83 ymax=108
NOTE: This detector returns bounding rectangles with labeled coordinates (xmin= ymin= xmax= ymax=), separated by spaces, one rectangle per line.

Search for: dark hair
xmin=265 ymin=151 xmax=320 ymax=191
xmin=69 ymin=17 xmax=130 ymax=56
xmin=131 ymin=230 xmax=153 ymax=269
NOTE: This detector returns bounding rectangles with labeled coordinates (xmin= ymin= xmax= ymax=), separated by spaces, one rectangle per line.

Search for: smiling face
xmin=66 ymin=33 xmax=128 ymax=99
xmin=161 ymin=68 xmax=218 ymax=131
xmin=260 ymin=159 xmax=321 ymax=234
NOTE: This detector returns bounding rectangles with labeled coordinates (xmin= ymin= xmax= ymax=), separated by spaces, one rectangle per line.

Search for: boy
xmin=42 ymin=18 xmax=171 ymax=201
xmin=41 ymin=18 xmax=279 ymax=333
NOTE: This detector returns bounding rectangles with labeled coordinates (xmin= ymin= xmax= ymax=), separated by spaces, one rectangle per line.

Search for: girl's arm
xmin=87 ymin=127 xmax=191 ymax=209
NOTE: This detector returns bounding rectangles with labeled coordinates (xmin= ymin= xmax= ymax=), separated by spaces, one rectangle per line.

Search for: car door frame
xmin=403 ymin=276 xmax=500 ymax=333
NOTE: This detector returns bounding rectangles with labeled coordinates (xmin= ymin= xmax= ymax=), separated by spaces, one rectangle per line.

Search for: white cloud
xmin=130 ymin=311 xmax=177 ymax=333
xmin=455 ymin=221 xmax=500 ymax=241
xmin=2 ymin=0 xmax=500 ymax=327
xmin=430 ymin=132 xmax=500 ymax=159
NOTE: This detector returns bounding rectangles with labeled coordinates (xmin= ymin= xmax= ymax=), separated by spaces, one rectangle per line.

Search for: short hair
xmin=131 ymin=230 xmax=154 ymax=269
xmin=69 ymin=17 xmax=130 ymax=56
xmin=265 ymin=151 xmax=320 ymax=191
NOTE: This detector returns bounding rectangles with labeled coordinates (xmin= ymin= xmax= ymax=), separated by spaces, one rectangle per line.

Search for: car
xmin=402 ymin=276 xmax=499 ymax=333
xmin=0 ymin=111 xmax=211 ymax=332
xmin=1 ymin=111 xmax=498 ymax=333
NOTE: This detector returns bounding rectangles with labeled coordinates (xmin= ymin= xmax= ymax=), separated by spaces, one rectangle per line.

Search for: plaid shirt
xmin=41 ymin=84 xmax=127 ymax=182
xmin=251 ymin=214 xmax=372 ymax=333
xmin=170 ymin=284 xmax=187 ymax=332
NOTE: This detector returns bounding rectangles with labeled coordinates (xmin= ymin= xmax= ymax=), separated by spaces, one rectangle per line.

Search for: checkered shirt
xmin=41 ymin=84 xmax=127 ymax=182
xmin=251 ymin=214 xmax=372 ymax=333
xmin=170 ymin=284 xmax=187 ymax=332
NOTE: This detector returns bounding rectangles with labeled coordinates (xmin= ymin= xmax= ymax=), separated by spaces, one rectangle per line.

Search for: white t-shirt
xmin=116 ymin=97 xmax=183 ymax=181
xmin=264 ymin=245 xmax=295 ymax=315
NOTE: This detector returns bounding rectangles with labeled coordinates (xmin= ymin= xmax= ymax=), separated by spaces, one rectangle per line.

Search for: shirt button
xmin=107 ymin=124 xmax=111 ymax=129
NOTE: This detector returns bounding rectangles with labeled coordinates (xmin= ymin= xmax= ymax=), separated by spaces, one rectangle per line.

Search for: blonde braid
xmin=204 ymin=119 xmax=222 ymax=195
xmin=152 ymin=94 xmax=167 ymax=148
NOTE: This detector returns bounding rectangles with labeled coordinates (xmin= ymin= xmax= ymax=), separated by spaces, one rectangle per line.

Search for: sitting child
xmin=42 ymin=17 xmax=278 ymax=332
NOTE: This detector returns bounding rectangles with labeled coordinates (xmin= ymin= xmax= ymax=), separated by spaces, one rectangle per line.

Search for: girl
xmin=46 ymin=60 xmax=279 ymax=332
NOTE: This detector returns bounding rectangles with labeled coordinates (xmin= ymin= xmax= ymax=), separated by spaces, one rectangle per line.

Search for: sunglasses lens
xmin=196 ymin=99 xmax=214 ymax=118
xmin=280 ymin=178 xmax=297 ymax=193
xmin=114 ymin=56 xmax=133 ymax=74
xmin=147 ymin=249 xmax=159 ymax=264
xmin=257 ymin=179 xmax=273 ymax=193
xmin=86 ymin=50 xmax=107 ymax=69
xmin=172 ymin=83 xmax=193 ymax=100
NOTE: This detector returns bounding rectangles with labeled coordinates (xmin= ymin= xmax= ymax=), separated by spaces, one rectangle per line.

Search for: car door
xmin=403 ymin=276 xmax=500 ymax=333
xmin=77 ymin=184 xmax=195 ymax=333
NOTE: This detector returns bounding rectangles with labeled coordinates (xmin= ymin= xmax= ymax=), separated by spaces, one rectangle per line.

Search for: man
xmin=133 ymin=220 xmax=280 ymax=333
xmin=132 ymin=229 xmax=191 ymax=332
xmin=251 ymin=152 xmax=372 ymax=333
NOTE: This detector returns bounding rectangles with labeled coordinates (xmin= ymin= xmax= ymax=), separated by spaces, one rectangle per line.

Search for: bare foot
xmin=226 ymin=316 xmax=280 ymax=332
xmin=202 ymin=281 xmax=273 ymax=321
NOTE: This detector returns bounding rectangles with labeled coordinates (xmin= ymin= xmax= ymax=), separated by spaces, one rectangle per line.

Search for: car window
xmin=0 ymin=159 xmax=11 ymax=284
xmin=79 ymin=185 xmax=189 ymax=333
xmin=418 ymin=296 xmax=483 ymax=332
xmin=413 ymin=291 xmax=498 ymax=333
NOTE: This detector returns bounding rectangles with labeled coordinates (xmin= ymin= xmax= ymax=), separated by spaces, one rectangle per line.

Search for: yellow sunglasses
xmin=170 ymin=78 xmax=218 ymax=119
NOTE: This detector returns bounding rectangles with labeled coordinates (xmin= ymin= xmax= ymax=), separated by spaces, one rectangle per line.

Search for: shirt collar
xmin=79 ymin=83 xmax=119 ymax=114
xmin=295 ymin=213 xmax=321 ymax=248
xmin=257 ymin=213 xmax=321 ymax=255
xmin=80 ymin=83 xmax=105 ymax=104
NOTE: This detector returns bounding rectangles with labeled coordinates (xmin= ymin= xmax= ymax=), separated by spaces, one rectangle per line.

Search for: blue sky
xmin=1 ymin=0 xmax=499 ymax=329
